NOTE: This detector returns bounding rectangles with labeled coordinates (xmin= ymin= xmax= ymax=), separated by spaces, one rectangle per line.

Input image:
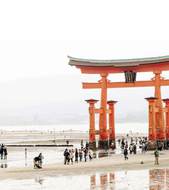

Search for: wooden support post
xmin=154 ymin=71 xmax=165 ymax=141
xmin=107 ymin=100 xmax=117 ymax=149
xmin=145 ymin=97 xmax=157 ymax=149
xmin=99 ymin=74 xmax=109 ymax=149
xmin=85 ymin=99 xmax=98 ymax=150
xmin=163 ymin=99 xmax=169 ymax=141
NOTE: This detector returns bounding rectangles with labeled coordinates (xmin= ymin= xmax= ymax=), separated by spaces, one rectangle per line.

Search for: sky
xmin=0 ymin=0 xmax=169 ymax=132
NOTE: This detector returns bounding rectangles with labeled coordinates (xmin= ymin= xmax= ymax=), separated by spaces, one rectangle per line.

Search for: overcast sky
xmin=0 ymin=1 xmax=169 ymax=131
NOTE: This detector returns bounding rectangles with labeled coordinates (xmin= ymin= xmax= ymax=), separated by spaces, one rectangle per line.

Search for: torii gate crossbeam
xmin=83 ymin=79 xmax=169 ymax=89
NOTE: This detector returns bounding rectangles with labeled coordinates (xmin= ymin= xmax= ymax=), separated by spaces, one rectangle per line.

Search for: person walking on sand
xmin=133 ymin=144 xmax=137 ymax=154
xmin=129 ymin=144 xmax=133 ymax=154
xmin=79 ymin=149 xmax=83 ymax=162
xmin=121 ymin=139 xmax=125 ymax=149
xmin=84 ymin=148 xmax=88 ymax=162
xmin=154 ymin=149 xmax=159 ymax=165
xmin=0 ymin=145 xmax=2 ymax=159
xmin=75 ymin=148 xmax=78 ymax=163
xmin=0 ymin=144 xmax=4 ymax=159
xmin=124 ymin=147 xmax=128 ymax=160
xmin=141 ymin=143 xmax=146 ymax=154
xmin=3 ymin=146 xmax=7 ymax=160
xmin=63 ymin=148 xmax=69 ymax=165
xmin=69 ymin=149 xmax=74 ymax=164
xmin=89 ymin=150 xmax=93 ymax=160
xmin=33 ymin=153 xmax=44 ymax=169
xmin=38 ymin=153 xmax=44 ymax=168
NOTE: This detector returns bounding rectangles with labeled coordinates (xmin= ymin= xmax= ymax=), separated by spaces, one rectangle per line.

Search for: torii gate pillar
xmin=145 ymin=97 xmax=157 ymax=143
xmin=107 ymin=100 xmax=117 ymax=149
xmin=98 ymin=74 xmax=109 ymax=149
xmin=154 ymin=71 xmax=165 ymax=141
xmin=85 ymin=99 xmax=98 ymax=150
xmin=163 ymin=99 xmax=169 ymax=141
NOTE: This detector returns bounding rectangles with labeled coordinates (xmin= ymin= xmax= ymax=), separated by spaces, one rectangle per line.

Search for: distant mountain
xmin=0 ymin=74 xmax=167 ymax=126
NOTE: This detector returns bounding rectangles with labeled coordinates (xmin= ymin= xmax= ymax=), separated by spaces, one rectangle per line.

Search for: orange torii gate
xmin=68 ymin=55 xmax=169 ymax=150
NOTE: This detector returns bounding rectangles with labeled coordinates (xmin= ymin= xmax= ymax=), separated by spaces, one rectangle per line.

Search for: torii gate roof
xmin=68 ymin=55 xmax=169 ymax=67
xmin=68 ymin=55 xmax=169 ymax=73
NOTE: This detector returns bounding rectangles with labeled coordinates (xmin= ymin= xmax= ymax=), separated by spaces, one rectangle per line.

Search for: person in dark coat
xmin=79 ymin=149 xmax=83 ymax=162
xmin=133 ymin=144 xmax=137 ymax=154
xmin=0 ymin=144 xmax=4 ymax=159
xmin=0 ymin=145 xmax=2 ymax=159
xmin=64 ymin=148 xmax=70 ymax=165
xmin=3 ymin=146 xmax=7 ymax=160
xmin=121 ymin=139 xmax=125 ymax=149
xmin=38 ymin=153 xmax=44 ymax=168
xmin=84 ymin=148 xmax=88 ymax=162
xmin=124 ymin=148 xmax=128 ymax=160
xmin=33 ymin=153 xmax=44 ymax=169
xmin=154 ymin=149 xmax=159 ymax=165
xmin=75 ymin=148 xmax=78 ymax=163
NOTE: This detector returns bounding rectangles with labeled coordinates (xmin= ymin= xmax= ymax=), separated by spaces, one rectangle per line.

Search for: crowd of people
xmin=0 ymin=135 xmax=164 ymax=170
xmin=28 ymin=136 xmax=167 ymax=169
xmin=118 ymin=137 xmax=149 ymax=160
xmin=5 ymin=135 xmax=163 ymax=169
xmin=63 ymin=143 xmax=93 ymax=165
xmin=62 ymin=136 xmax=163 ymax=165
xmin=118 ymin=136 xmax=163 ymax=165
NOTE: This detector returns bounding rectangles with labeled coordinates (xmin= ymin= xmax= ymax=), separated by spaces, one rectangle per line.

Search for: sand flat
xmin=0 ymin=150 xmax=169 ymax=180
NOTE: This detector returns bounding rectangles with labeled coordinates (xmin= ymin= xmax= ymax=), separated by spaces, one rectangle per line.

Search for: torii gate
xmin=68 ymin=55 xmax=169 ymax=150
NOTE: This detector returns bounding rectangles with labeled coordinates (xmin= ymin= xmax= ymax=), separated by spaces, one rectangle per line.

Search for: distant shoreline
xmin=0 ymin=129 xmax=147 ymax=135
xmin=0 ymin=130 xmax=147 ymax=145
xmin=0 ymin=122 xmax=148 ymax=134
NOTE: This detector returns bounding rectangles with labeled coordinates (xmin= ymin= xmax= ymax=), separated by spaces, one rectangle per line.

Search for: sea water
xmin=0 ymin=168 xmax=168 ymax=190
xmin=0 ymin=123 xmax=148 ymax=134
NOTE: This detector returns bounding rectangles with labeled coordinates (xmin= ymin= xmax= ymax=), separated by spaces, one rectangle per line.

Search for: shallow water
xmin=0 ymin=146 xmax=73 ymax=168
xmin=0 ymin=168 xmax=169 ymax=190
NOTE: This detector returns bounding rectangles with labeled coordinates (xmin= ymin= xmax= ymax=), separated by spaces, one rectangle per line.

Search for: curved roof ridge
xmin=68 ymin=55 xmax=169 ymax=67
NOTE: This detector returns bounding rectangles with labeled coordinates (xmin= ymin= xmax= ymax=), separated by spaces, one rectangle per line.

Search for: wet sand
xmin=0 ymin=130 xmax=88 ymax=144
xmin=1 ymin=150 xmax=169 ymax=180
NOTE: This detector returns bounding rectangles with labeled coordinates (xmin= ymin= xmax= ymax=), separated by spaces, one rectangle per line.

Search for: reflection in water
xmin=25 ymin=160 xmax=28 ymax=167
xmin=109 ymin=173 xmax=115 ymax=190
xmin=0 ymin=168 xmax=169 ymax=190
xmin=25 ymin=148 xmax=28 ymax=167
xmin=90 ymin=175 xmax=96 ymax=189
xmin=92 ymin=152 xmax=97 ymax=159
xmin=35 ymin=176 xmax=44 ymax=185
xmin=149 ymin=169 xmax=169 ymax=190
xmin=166 ymin=169 xmax=169 ymax=189
xmin=95 ymin=149 xmax=117 ymax=158
xmin=90 ymin=172 xmax=115 ymax=190
xmin=100 ymin=174 xmax=108 ymax=190
xmin=0 ymin=163 xmax=7 ymax=168
xmin=90 ymin=169 xmax=169 ymax=190
xmin=90 ymin=151 xmax=109 ymax=159
xmin=98 ymin=151 xmax=109 ymax=158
